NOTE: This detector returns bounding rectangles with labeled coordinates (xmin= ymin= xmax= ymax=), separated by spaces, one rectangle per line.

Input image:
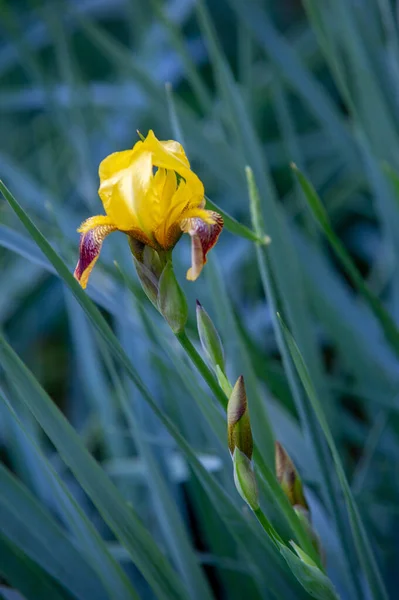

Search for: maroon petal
xmin=181 ymin=211 xmax=223 ymax=280
xmin=74 ymin=217 xmax=117 ymax=288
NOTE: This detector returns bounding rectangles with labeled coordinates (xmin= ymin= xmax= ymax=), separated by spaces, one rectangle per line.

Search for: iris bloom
xmin=74 ymin=130 xmax=223 ymax=289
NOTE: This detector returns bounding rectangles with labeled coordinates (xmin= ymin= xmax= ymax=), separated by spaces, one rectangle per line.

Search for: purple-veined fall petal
xmin=181 ymin=211 xmax=223 ymax=281
xmin=74 ymin=217 xmax=117 ymax=288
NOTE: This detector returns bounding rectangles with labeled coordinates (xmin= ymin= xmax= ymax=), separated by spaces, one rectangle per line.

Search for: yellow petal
xmin=154 ymin=178 xmax=191 ymax=248
xmin=142 ymin=168 xmax=178 ymax=236
xmin=142 ymin=130 xmax=204 ymax=200
xmin=179 ymin=207 xmax=216 ymax=224
xmin=144 ymin=130 xmax=190 ymax=168
xmin=74 ymin=215 xmax=117 ymax=288
xmin=98 ymin=148 xmax=153 ymax=232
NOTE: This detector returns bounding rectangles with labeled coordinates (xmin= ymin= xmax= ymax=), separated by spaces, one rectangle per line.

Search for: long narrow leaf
xmin=0 ymin=332 xmax=187 ymax=600
xmin=293 ymin=164 xmax=399 ymax=357
xmin=279 ymin=317 xmax=388 ymax=600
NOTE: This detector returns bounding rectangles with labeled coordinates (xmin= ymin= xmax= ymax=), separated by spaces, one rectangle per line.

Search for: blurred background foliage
xmin=1 ymin=0 xmax=399 ymax=598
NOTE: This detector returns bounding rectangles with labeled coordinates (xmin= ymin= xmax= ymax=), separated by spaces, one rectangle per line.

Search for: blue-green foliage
xmin=0 ymin=1 xmax=398 ymax=598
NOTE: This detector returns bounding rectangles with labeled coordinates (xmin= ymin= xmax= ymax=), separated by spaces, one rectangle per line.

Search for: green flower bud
xmin=275 ymin=441 xmax=308 ymax=510
xmin=157 ymin=261 xmax=188 ymax=334
xmin=233 ymin=447 xmax=259 ymax=510
xmin=227 ymin=376 xmax=253 ymax=460
xmin=196 ymin=300 xmax=225 ymax=372
xmin=129 ymin=239 xmax=164 ymax=307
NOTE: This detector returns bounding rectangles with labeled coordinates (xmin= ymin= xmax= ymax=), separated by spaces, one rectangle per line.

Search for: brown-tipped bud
xmin=275 ymin=442 xmax=308 ymax=510
xmin=196 ymin=300 xmax=225 ymax=372
xmin=227 ymin=376 xmax=253 ymax=460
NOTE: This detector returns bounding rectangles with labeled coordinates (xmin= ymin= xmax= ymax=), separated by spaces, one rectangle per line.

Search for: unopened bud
xmin=129 ymin=239 xmax=163 ymax=307
xmin=196 ymin=300 xmax=225 ymax=372
xmin=233 ymin=447 xmax=259 ymax=510
xmin=157 ymin=261 xmax=188 ymax=334
xmin=275 ymin=442 xmax=308 ymax=510
xmin=227 ymin=376 xmax=253 ymax=460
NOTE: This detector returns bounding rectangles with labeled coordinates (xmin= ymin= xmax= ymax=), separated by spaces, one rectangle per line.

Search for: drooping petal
xmin=74 ymin=216 xmax=117 ymax=289
xmin=180 ymin=211 xmax=223 ymax=281
xmin=98 ymin=149 xmax=153 ymax=232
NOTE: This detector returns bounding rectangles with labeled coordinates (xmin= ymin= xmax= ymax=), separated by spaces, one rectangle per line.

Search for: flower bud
xmin=227 ymin=376 xmax=253 ymax=460
xmin=275 ymin=441 xmax=308 ymax=510
xmin=129 ymin=238 xmax=163 ymax=307
xmin=233 ymin=447 xmax=259 ymax=510
xmin=196 ymin=300 xmax=225 ymax=372
xmin=157 ymin=261 xmax=188 ymax=334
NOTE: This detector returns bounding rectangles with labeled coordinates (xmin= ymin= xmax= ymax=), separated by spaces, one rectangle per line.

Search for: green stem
xmin=175 ymin=330 xmax=228 ymax=409
xmin=246 ymin=166 xmax=363 ymax=597
xmin=176 ymin=328 xmax=322 ymax=567
xmin=253 ymin=447 xmax=323 ymax=570
xmin=253 ymin=507 xmax=283 ymax=546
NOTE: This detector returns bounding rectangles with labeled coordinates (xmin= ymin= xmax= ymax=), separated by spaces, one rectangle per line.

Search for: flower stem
xmin=175 ymin=330 xmax=228 ymax=409
xmin=176 ymin=328 xmax=322 ymax=566
xmin=253 ymin=507 xmax=283 ymax=547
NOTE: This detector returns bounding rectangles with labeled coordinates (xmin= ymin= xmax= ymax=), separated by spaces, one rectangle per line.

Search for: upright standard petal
xmin=180 ymin=211 xmax=223 ymax=281
xmin=143 ymin=130 xmax=204 ymax=199
xmin=74 ymin=216 xmax=117 ymax=289
xmin=98 ymin=149 xmax=153 ymax=232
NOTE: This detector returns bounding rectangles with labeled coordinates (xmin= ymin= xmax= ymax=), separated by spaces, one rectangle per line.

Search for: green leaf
xmin=0 ymin=533 xmax=69 ymax=600
xmin=0 ymin=463 xmax=109 ymax=600
xmin=246 ymin=166 xmax=354 ymax=579
xmin=293 ymin=164 xmax=399 ymax=358
xmin=100 ymin=343 xmax=215 ymax=600
xmin=278 ymin=542 xmax=340 ymax=600
xmin=205 ymin=196 xmax=269 ymax=245
xmin=0 ymin=330 xmax=187 ymax=600
xmin=0 ymin=391 xmax=137 ymax=600
xmin=279 ymin=316 xmax=388 ymax=600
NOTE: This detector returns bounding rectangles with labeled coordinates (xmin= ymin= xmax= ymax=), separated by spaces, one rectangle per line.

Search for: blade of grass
xmin=95 ymin=334 xmax=299 ymax=600
xmin=0 ymin=462 xmax=108 ymax=600
xmin=0 ymin=391 xmax=138 ymax=600
xmin=0 ymin=332 xmax=188 ymax=600
xmin=292 ymin=164 xmax=399 ymax=358
xmin=194 ymin=0 xmax=336 ymax=431
xmin=105 ymin=329 xmax=214 ymax=600
xmin=205 ymin=254 xmax=275 ymax=466
xmin=152 ymin=0 xmax=213 ymax=114
xmin=0 ymin=533 xmax=69 ymax=600
xmin=205 ymin=195 xmax=269 ymax=245
xmin=246 ymin=166 xmax=362 ymax=598
xmin=64 ymin=291 xmax=128 ymax=458
xmin=279 ymin=316 xmax=389 ymax=600
xmin=226 ymin=0 xmax=357 ymax=167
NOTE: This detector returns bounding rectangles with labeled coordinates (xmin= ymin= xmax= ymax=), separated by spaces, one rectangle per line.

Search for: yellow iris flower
xmin=74 ymin=130 xmax=223 ymax=288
